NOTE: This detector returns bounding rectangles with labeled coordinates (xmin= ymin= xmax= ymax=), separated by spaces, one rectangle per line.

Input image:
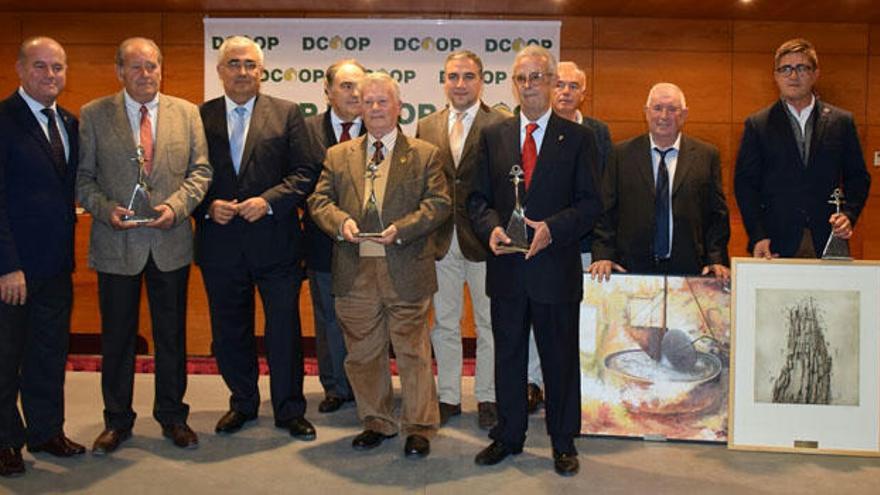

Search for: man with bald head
xmin=589 ymin=83 xmax=729 ymax=280
xmin=77 ymin=37 xmax=212 ymax=454
xmin=197 ymin=36 xmax=321 ymax=439
xmin=0 ymin=36 xmax=84 ymax=477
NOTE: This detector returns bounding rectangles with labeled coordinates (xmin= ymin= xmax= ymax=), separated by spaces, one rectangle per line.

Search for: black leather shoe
xmin=553 ymin=450 xmax=580 ymax=476
xmin=438 ymin=402 xmax=461 ymax=425
xmin=0 ymin=448 xmax=24 ymax=477
xmin=92 ymin=428 xmax=132 ymax=456
xmin=215 ymin=410 xmax=256 ymax=434
xmin=403 ymin=434 xmax=430 ymax=458
xmin=474 ymin=440 xmax=522 ymax=466
xmin=351 ymin=430 xmax=395 ymax=451
xmin=29 ymin=434 xmax=86 ymax=457
xmin=527 ymin=383 xmax=544 ymax=414
xmin=318 ymin=396 xmax=345 ymax=413
xmin=285 ymin=417 xmax=316 ymax=441
xmin=477 ymin=402 xmax=498 ymax=430
xmin=161 ymin=423 xmax=199 ymax=449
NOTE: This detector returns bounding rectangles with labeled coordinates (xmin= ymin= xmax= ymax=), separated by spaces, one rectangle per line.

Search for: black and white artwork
xmin=753 ymin=289 xmax=859 ymax=406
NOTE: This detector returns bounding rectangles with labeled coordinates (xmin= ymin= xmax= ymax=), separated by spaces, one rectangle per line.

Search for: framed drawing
xmin=729 ymin=258 xmax=880 ymax=456
xmin=580 ymin=273 xmax=730 ymax=441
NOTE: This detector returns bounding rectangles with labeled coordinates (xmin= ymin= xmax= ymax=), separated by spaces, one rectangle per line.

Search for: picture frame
xmin=728 ymin=258 xmax=880 ymax=456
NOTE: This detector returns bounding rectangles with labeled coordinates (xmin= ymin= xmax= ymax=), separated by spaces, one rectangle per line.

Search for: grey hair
xmin=357 ymin=71 xmax=401 ymax=103
xmin=645 ymin=82 xmax=688 ymax=109
xmin=216 ymin=36 xmax=265 ymax=66
xmin=116 ymin=37 xmax=163 ymax=67
xmin=512 ymin=45 xmax=558 ymax=78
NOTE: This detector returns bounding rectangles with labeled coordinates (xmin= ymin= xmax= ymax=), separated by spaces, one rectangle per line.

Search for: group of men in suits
xmin=0 ymin=33 xmax=871 ymax=479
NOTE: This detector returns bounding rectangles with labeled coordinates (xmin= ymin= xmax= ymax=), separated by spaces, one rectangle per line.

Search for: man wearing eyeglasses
xmin=196 ymin=36 xmax=321 ymax=440
xmin=735 ymin=38 xmax=870 ymax=259
xmin=588 ymin=83 xmax=730 ymax=281
xmin=468 ymin=45 xmax=600 ymax=476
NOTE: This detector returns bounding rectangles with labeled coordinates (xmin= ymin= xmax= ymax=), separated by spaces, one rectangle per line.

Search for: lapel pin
xmin=558 ymin=134 xmax=564 ymax=142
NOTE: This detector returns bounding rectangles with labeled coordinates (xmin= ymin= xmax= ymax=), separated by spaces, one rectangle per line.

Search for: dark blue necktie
xmin=41 ymin=108 xmax=66 ymax=176
xmin=653 ymin=147 xmax=671 ymax=259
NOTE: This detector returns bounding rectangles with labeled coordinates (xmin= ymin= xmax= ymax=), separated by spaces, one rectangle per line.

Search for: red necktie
xmin=139 ymin=105 xmax=154 ymax=175
xmin=339 ymin=122 xmax=353 ymax=142
xmin=522 ymin=122 xmax=538 ymax=189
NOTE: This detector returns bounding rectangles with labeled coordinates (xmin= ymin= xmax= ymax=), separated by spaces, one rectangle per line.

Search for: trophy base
xmin=496 ymin=243 xmax=529 ymax=254
xmin=821 ymin=234 xmax=852 ymax=261
xmin=122 ymin=216 xmax=157 ymax=225
xmin=357 ymin=232 xmax=384 ymax=238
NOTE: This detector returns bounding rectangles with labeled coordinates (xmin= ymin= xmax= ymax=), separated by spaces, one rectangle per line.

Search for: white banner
xmin=203 ymin=18 xmax=560 ymax=134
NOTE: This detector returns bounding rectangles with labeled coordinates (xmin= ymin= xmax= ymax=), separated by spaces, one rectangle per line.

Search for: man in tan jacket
xmin=308 ymin=72 xmax=449 ymax=459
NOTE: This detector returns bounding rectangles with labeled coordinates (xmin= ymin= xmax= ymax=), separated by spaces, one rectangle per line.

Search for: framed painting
xmin=580 ymin=273 xmax=730 ymax=441
xmin=729 ymin=258 xmax=880 ymax=456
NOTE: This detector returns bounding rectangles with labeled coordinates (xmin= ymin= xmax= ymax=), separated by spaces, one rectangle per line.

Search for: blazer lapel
xmin=671 ymin=136 xmax=692 ymax=196
xmin=345 ymin=136 xmax=368 ymax=210
xmin=637 ymin=135 xmax=655 ymax=197
xmin=383 ymin=132 xmax=411 ymax=208
xmin=11 ymin=93 xmax=58 ymax=169
xmin=206 ymin=99 xmax=235 ymax=175
xmin=458 ymin=104 xmax=486 ymax=172
xmin=238 ymin=94 xmax=265 ymax=178
xmin=111 ymin=92 xmax=139 ymax=169
xmin=321 ymin=109 xmax=338 ymax=147
xmin=769 ymin=100 xmax=805 ymax=168
xmin=807 ymin=100 xmax=830 ymax=169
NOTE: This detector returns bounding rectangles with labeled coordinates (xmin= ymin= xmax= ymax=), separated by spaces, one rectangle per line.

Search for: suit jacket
xmin=416 ymin=102 xmax=509 ymax=261
xmin=307 ymin=133 xmax=450 ymax=300
xmin=195 ymin=94 xmax=320 ymax=269
xmin=0 ymin=91 xmax=78 ymax=279
xmin=302 ymin=110 xmax=365 ymax=273
xmin=76 ymin=91 xmax=212 ymax=275
xmin=467 ymin=112 xmax=601 ymax=304
xmin=592 ymin=134 xmax=729 ymax=275
xmin=734 ymin=99 xmax=870 ymax=256
xmin=580 ymin=115 xmax=613 ymax=253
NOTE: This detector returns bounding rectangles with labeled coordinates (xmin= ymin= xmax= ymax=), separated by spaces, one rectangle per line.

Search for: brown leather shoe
xmin=92 ymin=428 xmax=132 ymax=456
xmin=527 ymin=383 xmax=544 ymax=414
xmin=29 ymin=434 xmax=86 ymax=457
xmin=161 ymin=423 xmax=199 ymax=449
xmin=477 ymin=401 xmax=498 ymax=430
xmin=215 ymin=410 xmax=256 ymax=434
xmin=438 ymin=402 xmax=461 ymax=425
xmin=0 ymin=447 xmax=24 ymax=477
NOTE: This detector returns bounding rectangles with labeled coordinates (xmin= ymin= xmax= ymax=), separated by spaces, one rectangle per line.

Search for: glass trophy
xmin=358 ymin=160 xmax=385 ymax=238
xmin=122 ymin=146 xmax=160 ymax=224
xmin=821 ymin=188 xmax=852 ymax=260
xmin=496 ymin=164 xmax=530 ymax=254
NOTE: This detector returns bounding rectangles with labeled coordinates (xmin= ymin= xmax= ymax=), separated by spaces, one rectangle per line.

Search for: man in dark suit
xmin=303 ymin=59 xmax=366 ymax=414
xmin=468 ymin=46 xmax=601 ymax=476
xmin=0 ymin=36 xmax=85 ymax=478
xmin=589 ymin=83 xmax=730 ymax=280
xmin=735 ymin=38 xmax=870 ymax=258
xmin=308 ymin=72 xmax=450 ymax=458
xmin=516 ymin=60 xmax=616 ymax=414
xmin=416 ymin=50 xmax=508 ymax=430
xmin=196 ymin=36 xmax=320 ymax=439
xmin=77 ymin=37 xmax=212 ymax=454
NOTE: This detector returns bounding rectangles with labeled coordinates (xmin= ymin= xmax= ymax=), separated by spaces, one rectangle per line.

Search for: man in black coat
xmin=0 ymin=36 xmax=85 ymax=477
xmin=468 ymin=45 xmax=601 ymax=477
xmin=196 ymin=36 xmax=320 ymax=439
xmin=735 ymin=38 xmax=870 ymax=258
xmin=589 ymin=83 xmax=730 ymax=280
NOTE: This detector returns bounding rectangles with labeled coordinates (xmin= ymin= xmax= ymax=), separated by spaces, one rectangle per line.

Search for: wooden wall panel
xmin=0 ymin=15 xmax=22 ymax=44
xmin=864 ymin=126 xmax=880 ymax=198
xmin=812 ymin=54 xmax=868 ymax=124
xmin=58 ymin=44 xmax=118 ymax=116
xmin=597 ymin=18 xmax=730 ymax=52
xmin=868 ymin=56 xmax=880 ymax=126
xmin=21 ymin=13 xmax=163 ymax=45
xmin=730 ymin=52 xmax=777 ymax=123
xmin=163 ymin=44 xmax=205 ymax=105
xmin=594 ymin=50 xmax=731 ymax=123
xmin=733 ymin=21 xmax=869 ymax=54
xmin=872 ymin=24 xmax=880 ymax=54
xmin=0 ymin=45 xmax=20 ymax=94
xmin=560 ymin=16 xmax=593 ymax=49
xmin=164 ymin=13 xmax=204 ymax=45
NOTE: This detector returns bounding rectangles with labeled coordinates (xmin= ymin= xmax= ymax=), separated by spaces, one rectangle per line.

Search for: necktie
xmin=230 ymin=106 xmax=247 ymax=175
xmin=139 ymin=105 xmax=154 ymax=175
xmin=449 ymin=111 xmax=465 ymax=166
xmin=339 ymin=122 xmax=353 ymax=142
xmin=371 ymin=139 xmax=385 ymax=164
xmin=40 ymin=108 xmax=66 ymax=176
xmin=654 ymin=147 xmax=672 ymax=259
xmin=522 ymin=123 xmax=538 ymax=189
xmin=363 ymin=140 xmax=385 ymax=233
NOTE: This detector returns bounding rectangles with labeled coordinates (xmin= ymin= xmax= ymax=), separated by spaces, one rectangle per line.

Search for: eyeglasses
xmin=647 ymin=105 xmax=683 ymax=115
xmin=226 ymin=59 xmax=260 ymax=71
xmin=513 ymin=71 xmax=552 ymax=86
xmin=555 ymin=81 xmax=582 ymax=91
xmin=775 ymin=64 xmax=814 ymax=77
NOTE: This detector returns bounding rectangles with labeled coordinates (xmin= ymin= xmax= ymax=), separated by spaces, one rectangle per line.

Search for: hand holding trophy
xmin=821 ymin=188 xmax=853 ymax=260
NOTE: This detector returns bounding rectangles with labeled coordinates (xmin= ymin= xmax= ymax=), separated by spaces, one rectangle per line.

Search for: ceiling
xmin=0 ymin=0 xmax=878 ymax=23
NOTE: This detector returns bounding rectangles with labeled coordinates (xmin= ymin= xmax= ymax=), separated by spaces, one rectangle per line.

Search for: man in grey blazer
xmin=308 ymin=72 xmax=450 ymax=458
xmin=76 ymin=37 xmax=212 ymax=455
xmin=416 ymin=50 xmax=507 ymax=430
xmin=589 ymin=83 xmax=729 ymax=280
